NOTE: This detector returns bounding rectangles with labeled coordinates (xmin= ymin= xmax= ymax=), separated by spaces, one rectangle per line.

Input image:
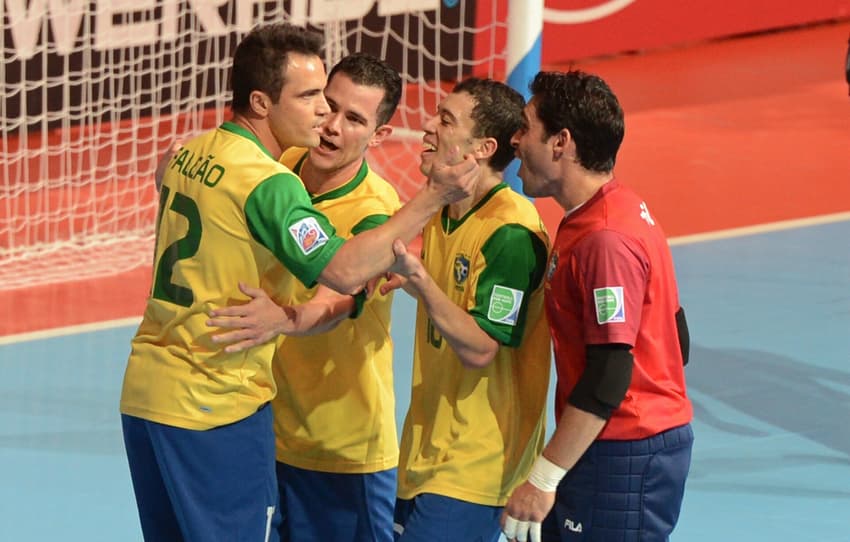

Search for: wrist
xmin=414 ymin=183 xmax=446 ymax=212
xmin=406 ymin=268 xmax=429 ymax=292
xmin=527 ymin=454 xmax=567 ymax=492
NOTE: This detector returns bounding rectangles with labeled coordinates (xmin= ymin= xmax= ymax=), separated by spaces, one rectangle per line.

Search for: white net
xmin=0 ymin=0 xmax=508 ymax=290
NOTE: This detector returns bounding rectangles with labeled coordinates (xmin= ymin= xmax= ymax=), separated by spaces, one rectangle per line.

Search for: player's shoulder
xmin=601 ymin=180 xmax=664 ymax=232
xmin=483 ymin=184 xmax=544 ymax=227
xmin=208 ymin=126 xmax=299 ymax=176
xmin=279 ymin=146 xmax=309 ymax=171
xmin=178 ymin=127 xmax=298 ymax=195
xmin=357 ymin=163 xmax=402 ymax=208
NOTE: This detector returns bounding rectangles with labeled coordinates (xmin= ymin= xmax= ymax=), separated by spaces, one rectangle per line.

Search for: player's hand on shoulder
xmin=154 ymin=139 xmax=184 ymax=192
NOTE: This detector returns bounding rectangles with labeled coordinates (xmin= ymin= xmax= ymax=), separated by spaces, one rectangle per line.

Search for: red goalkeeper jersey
xmin=545 ymin=178 xmax=692 ymax=440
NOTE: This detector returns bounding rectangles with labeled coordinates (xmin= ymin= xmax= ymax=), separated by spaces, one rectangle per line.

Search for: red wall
xmin=487 ymin=0 xmax=850 ymax=65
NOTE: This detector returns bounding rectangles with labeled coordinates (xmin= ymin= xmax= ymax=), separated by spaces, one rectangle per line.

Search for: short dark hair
xmin=230 ymin=23 xmax=324 ymax=113
xmin=452 ymin=78 xmax=525 ymax=172
xmin=328 ymin=53 xmax=402 ymax=127
xmin=529 ymin=70 xmax=624 ymax=173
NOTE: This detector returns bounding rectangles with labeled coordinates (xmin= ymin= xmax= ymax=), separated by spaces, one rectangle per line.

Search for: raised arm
xmin=388 ymin=239 xmax=498 ymax=368
xmin=318 ymin=153 xmax=478 ymax=294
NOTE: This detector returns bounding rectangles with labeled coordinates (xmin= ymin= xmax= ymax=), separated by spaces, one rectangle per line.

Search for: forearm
xmin=501 ymin=403 xmax=606 ymax=530
xmin=543 ymin=404 xmax=607 ymax=469
xmin=408 ymin=270 xmax=499 ymax=368
xmin=501 ymin=334 xmax=622 ymax=538
xmin=319 ymin=185 xmax=444 ymax=294
xmin=287 ymin=294 xmax=355 ymax=336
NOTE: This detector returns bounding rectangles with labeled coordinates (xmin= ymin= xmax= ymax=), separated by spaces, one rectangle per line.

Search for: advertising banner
xmin=538 ymin=0 xmax=850 ymax=63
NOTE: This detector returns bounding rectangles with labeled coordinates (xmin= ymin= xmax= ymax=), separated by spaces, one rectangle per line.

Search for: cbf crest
xmin=453 ymin=254 xmax=470 ymax=289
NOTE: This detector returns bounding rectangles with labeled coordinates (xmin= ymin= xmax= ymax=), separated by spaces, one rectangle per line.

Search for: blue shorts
xmin=276 ymin=461 xmax=396 ymax=542
xmin=122 ymin=404 xmax=280 ymax=542
xmin=542 ymin=423 xmax=694 ymax=542
xmin=393 ymin=493 xmax=502 ymax=542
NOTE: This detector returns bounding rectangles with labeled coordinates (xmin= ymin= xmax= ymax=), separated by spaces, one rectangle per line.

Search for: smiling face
xmin=419 ymin=91 xmax=478 ymax=177
xmin=267 ymin=53 xmax=330 ymax=150
xmin=307 ymin=72 xmax=389 ymax=175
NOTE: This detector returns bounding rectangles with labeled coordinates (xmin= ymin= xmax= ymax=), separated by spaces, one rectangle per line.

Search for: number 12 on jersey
xmin=152 ymin=186 xmax=202 ymax=307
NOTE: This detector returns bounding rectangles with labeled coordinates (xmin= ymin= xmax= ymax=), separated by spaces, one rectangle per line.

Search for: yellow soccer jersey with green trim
xmin=267 ymin=147 xmax=401 ymax=473
xmin=397 ymin=183 xmax=551 ymax=506
xmin=120 ymin=124 xmax=344 ymax=430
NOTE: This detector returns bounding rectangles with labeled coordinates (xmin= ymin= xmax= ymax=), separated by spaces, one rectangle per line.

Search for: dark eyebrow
xmin=327 ymin=95 xmax=367 ymax=123
xmin=347 ymin=110 xmax=367 ymax=124
xmin=439 ymin=106 xmax=457 ymax=124
xmin=298 ymin=87 xmax=324 ymax=98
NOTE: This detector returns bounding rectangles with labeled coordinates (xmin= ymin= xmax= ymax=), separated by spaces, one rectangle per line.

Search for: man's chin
xmin=308 ymin=151 xmax=335 ymax=171
xmin=296 ymin=133 xmax=321 ymax=149
xmin=419 ymin=155 xmax=433 ymax=177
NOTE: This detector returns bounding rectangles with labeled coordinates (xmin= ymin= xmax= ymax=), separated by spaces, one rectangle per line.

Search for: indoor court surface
xmin=2 ymin=20 xmax=849 ymax=542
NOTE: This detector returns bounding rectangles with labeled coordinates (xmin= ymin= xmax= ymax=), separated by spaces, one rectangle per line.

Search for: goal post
xmin=0 ymin=0 xmax=540 ymax=290
xmin=504 ymin=0 xmax=543 ymax=195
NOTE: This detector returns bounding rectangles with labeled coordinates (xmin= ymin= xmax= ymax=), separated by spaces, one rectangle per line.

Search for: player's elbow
xmin=458 ymin=341 xmax=500 ymax=369
xmin=318 ymin=265 xmax=363 ymax=296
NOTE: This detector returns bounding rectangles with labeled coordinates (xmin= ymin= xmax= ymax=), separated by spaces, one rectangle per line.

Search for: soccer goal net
xmin=1 ymin=0 xmax=510 ymax=290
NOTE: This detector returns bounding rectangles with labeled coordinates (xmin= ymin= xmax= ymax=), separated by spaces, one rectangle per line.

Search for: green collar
xmin=441 ymin=183 xmax=508 ymax=233
xmin=291 ymin=153 xmax=370 ymax=204
xmin=219 ymin=121 xmax=277 ymax=160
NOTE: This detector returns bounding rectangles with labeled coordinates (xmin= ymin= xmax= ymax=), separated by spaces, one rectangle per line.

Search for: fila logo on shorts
xmin=564 ymin=518 xmax=583 ymax=532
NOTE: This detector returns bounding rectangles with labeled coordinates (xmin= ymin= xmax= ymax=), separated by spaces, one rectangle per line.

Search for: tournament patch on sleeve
xmin=594 ymin=286 xmax=625 ymax=324
xmin=487 ymin=285 xmax=524 ymax=326
xmin=288 ymin=216 xmax=330 ymax=255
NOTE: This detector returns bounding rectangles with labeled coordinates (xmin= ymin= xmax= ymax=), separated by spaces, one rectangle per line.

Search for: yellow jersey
xmin=397 ymin=184 xmax=551 ymax=506
xmin=269 ymin=147 xmax=402 ymax=473
xmin=121 ymin=123 xmax=344 ymax=430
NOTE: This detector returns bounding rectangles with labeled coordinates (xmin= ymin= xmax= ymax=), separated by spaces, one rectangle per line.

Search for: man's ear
xmin=368 ymin=124 xmax=394 ymax=147
xmin=552 ymin=128 xmax=571 ymax=159
xmin=472 ymin=137 xmax=497 ymax=161
xmin=249 ymin=90 xmax=271 ymax=117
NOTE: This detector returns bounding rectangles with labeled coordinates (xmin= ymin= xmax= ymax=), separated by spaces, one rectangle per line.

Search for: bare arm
xmin=388 ymin=239 xmax=499 ymax=368
xmin=541 ymin=405 xmax=607 ymax=473
xmin=206 ymin=283 xmax=355 ymax=353
xmin=159 ymin=140 xmax=477 ymax=297
xmin=318 ymin=152 xmax=479 ymax=295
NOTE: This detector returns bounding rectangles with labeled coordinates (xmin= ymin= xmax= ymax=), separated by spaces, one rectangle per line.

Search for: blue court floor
xmin=1 ymin=217 xmax=848 ymax=541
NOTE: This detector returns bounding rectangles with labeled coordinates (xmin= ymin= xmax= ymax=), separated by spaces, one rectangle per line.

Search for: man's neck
xmin=301 ymin=155 xmax=363 ymax=196
xmin=447 ymin=167 xmax=501 ymax=220
xmin=231 ymin=113 xmax=284 ymax=159
xmin=557 ymin=168 xmax=613 ymax=212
